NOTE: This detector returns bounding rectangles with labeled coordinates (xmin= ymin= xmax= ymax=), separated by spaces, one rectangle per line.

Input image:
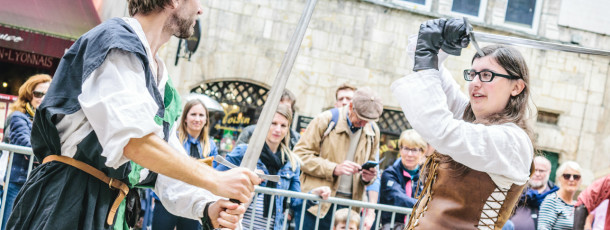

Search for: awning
xmin=0 ymin=25 xmax=74 ymax=58
xmin=0 ymin=0 xmax=105 ymax=58
xmin=0 ymin=0 xmax=102 ymax=40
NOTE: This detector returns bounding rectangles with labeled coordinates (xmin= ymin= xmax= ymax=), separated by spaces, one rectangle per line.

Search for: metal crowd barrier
xmin=0 ymin=143 xmax=413 ymax=229
xmin=251 ymin=186 xmax=412 ymax=230
xmin=0 ymin=142 xmax=35 ymax=228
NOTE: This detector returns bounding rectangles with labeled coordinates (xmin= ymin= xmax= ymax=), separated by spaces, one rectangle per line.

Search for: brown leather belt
xmin=43 ymin=155 xmax=130 ymax=226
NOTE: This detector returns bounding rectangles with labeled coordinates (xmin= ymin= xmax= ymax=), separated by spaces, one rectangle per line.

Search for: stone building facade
xmin=157 ymin=0 xmax=610 ymax=184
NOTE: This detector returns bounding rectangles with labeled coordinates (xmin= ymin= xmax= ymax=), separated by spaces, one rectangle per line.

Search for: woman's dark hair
xmin=462 ymin=45 xmax=534 ymax=139
xmin=127 ymin=0 xmax=173 ymax=16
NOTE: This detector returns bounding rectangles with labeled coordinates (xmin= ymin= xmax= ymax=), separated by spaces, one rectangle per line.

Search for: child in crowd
xmin=333 ymin=208 xmax=360 ymax=230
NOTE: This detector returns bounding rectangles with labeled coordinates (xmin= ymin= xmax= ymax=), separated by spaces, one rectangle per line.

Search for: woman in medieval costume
xmin=391 ymin=18 xmax=534 ymax=229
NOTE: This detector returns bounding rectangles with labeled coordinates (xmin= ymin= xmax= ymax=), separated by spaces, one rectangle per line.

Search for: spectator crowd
xmin=0 ymin=69 xmax=608 ymax=230
xmin=0 ymin=10 xmax=608 ymax=230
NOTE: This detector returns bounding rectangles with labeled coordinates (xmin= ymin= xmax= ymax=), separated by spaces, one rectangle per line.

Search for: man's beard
xmin=529 ymin=180 xmax=544 ymax=189
xmin=172 ymin=12 xmax=194 ymax=39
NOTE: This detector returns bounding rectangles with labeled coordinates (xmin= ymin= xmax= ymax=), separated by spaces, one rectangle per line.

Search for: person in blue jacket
xmin=379 ymin=129 xmax=427 ymax=229
xmin=216 ymin=104 xmax=300 ymax=230
xmin=151 ymin=99 xmax=219 ymax=230
xmin=2 ymin=74 xmax=51 ymax=230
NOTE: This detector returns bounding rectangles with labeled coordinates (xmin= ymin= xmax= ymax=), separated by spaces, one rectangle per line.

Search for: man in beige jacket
xmin=294 ymin=87 xmax=382 ymax=230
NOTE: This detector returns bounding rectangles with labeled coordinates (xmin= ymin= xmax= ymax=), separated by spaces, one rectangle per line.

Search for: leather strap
xmin=43 ymin=155 xmax=130 ymax=226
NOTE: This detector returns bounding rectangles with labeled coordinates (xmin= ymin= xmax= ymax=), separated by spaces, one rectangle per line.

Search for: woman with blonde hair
xmin=152 ymin=99 xmax=217 ymax=230
xmin=537 ymin=161 xmax=583 ymax=229
xmin=392 ymin=18 xmax=534 ymax=229
xmin=3 ymin=74 xmax=51 ymax=229
xmin=379 ymin=129 xmax=428 ymax=229
xmin=177 ymin=99 xmax=217 ymax=162
xmin=216 ymin=104 xmax=301 ymax=230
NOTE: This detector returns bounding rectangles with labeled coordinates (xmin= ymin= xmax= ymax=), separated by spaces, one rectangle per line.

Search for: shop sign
xmin=214 ymin=103 xmax=253 ymax=131
xmin=0 ymin=94 xmax=17 ymax=101
xmin=0 ymin=33 xmax=23 ymax=43
xmin=295 ymin=115 xmax=313 ymax=135
xmin=213 ymin=103 xmax=255 ymax=153
xmin=0 ymin=25 xmax=74 ymax=58
xmin=0 ymin=47 xmax=55 ymax=68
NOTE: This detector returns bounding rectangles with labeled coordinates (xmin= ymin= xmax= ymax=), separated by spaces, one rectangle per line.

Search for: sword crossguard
xmin=463 ymin=17 xmax=485 ymax=57
xmin=214 ymin=155 xmax=281 ymax=183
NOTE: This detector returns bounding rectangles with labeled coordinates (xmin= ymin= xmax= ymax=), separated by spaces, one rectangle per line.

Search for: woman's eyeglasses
xmin=562 ymin=173 xmax=581 ymax=180
xmin=463 ymin=69 xmax=520 ymax=82
xmin=400 ymin=147 xmax=422 ymax=153
xmin=33 ymin=91 xmax=46 ymax=98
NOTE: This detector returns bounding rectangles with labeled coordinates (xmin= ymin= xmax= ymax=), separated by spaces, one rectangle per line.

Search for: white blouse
xmin=54 ymin=17 xmax=215 ymax=220
xmin=391 ymin=68 xmax=533 ymax=189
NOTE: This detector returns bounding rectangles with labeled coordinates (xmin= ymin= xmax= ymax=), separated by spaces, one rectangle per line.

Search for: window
xmin=501 ymin=0 xmax=542 ymax=34
xmin=377 ymin=109 xmax=411 ymax=136
xmin=400 ymin=0 xmax=425 ymax=4
xmin=450 ymin=0 xmax=487 ymax=21
xmin=452 ymin=0 xmax=481 ymax=16
xmin=505 ymin=0 xmax=537 ymax=27
xmin=392 ymin=0 xmax=431 ymax=12
xmin=377 ymin=109 xmax=411 ymax=170
xmin=537 ymin=111 xmax=560 ymax=125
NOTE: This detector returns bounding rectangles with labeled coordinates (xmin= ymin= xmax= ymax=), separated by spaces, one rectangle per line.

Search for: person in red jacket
xmin=574 ymin=174 xmax=610 ymax=230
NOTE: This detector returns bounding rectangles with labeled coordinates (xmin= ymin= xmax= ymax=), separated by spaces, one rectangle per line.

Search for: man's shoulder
xmin=85 ymin=18 xmax=135 ymax=37
xmin=76 ymin=18 xmax=144 ymax=54
xmin=307 ymin=109 xmax=335 ymax=127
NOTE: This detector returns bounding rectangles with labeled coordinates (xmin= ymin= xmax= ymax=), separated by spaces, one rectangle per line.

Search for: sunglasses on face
xmin=562 ymin=173 xmax=581 ymax=180
xmin=32 ymin=91 xmax=46 ymax=98
xmin=463 ymin=69 xmax=520 ymax=82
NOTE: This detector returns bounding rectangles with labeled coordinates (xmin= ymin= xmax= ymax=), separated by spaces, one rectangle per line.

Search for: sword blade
xmin=471 ymin=31 xmax=610 ymax=57
xmin=240 ymin=0 xmax=318 ymax=170
xmin=215 ymin=155 xmax=280 ymax=182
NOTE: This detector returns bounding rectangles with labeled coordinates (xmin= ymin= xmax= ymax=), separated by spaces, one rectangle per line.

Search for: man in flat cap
xmin=293 ymin=87 xmax=383 ymax=230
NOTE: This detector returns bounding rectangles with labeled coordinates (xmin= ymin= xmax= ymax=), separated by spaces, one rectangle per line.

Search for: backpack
xmin=322 ymin=108 xmax=340 ymax=139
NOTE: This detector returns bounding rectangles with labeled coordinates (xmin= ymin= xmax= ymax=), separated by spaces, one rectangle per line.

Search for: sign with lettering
xmin=0 ymin=24 xmax=74 ymax=58
xmin=295 ymin=115 xmax=313 ymax=135
xmin=211 ymin=103 xmax=256 ymax=153
xmin=0 ymin=47 xmax=58 ymax=69
xmin=0 ymin=33 xmax=23 ymax=43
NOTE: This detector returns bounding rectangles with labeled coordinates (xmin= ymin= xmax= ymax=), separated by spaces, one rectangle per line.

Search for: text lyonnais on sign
xmin=0 ymin=47 xmax=57 ymax=69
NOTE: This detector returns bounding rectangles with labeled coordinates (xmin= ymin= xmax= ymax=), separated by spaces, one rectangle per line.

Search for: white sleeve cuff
xmin=154 ymin=174 xmax=219 ymax=219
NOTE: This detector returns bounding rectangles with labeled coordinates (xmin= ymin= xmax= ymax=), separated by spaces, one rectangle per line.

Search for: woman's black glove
xmin=414 ymin=18 xmax=470 ymax=71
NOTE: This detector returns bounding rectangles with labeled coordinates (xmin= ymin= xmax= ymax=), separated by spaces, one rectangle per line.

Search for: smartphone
xmin=361 ymin=161 xmax=378 ymax=170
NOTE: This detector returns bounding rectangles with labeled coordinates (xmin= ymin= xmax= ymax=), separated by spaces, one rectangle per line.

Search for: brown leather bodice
xmin=407 ymin=155 xmax=528 ymax=230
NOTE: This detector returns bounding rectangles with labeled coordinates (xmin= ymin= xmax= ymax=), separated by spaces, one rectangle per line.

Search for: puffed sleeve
xmin=78 ymin=49 xmax=164 ymax=169
xmin=391 ymin=70 xmax=532 ymax=188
